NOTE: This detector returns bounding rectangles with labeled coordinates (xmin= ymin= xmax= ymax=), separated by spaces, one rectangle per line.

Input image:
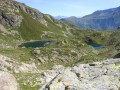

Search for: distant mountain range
xmin=62 ymin=6 xmax=120 ymax=30
xmin=54 ymin=16 xmax=68 ymax=20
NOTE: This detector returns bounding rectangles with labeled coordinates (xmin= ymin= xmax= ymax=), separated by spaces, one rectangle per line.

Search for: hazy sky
xmin=16 ymin=0 xmax=120 ymax=17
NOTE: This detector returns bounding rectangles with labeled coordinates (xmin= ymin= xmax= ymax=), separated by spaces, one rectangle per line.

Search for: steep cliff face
xmin=0 ymin=0 xmax=47 ymax=27
xmin=0 ymin=0 xmax=22 ymax=27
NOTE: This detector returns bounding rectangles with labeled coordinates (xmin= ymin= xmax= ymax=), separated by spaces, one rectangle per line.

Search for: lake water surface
xmin=86 ymin=42 xmax=104 ymax=50
xmin=19 ymin=41 xmax=54 ymax=48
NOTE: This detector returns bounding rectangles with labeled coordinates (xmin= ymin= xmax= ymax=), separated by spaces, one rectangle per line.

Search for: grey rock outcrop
xmin=16 ymin=2 xmax=47 ymax=26
xmin=0 ymin=0 xmax=47 ymax=27
xmin=32 ymin=48 xmax=82 ymax=64
xmin=13 ymin=62 xmax=38 ymax=73
xmin=0 ymin=12 xmax=22 ymax=27
xmin=0 ymin=71 xmax=19 ymax=90
xmin=0 ymin=0 xmax=23 ymax=27
xmin=39 ymin=59 xmax=120 ymax=90
xmin=0 ymin=54 xmax=39 ymax=73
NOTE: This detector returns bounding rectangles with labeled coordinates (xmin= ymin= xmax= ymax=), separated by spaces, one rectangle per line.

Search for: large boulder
xmin=0 ymin=71 xmax=19 ymax=90
xmin=72 ymin=63 xmax=107 ymax=80
xmin=13 ymin=62 xmax=38 ymax=73
xmin=40 ymin=68 xmax=81 ymax=90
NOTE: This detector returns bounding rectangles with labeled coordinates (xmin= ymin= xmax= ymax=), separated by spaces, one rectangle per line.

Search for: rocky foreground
xmin=0 ymin=54 xmax=120 ymax=90
xmin=39 ymin=59 xmax=120 ymax=90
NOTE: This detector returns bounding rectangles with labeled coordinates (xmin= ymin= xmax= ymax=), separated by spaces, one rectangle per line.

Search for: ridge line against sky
xmin=16 ymin=0 xmax=120 ymax=17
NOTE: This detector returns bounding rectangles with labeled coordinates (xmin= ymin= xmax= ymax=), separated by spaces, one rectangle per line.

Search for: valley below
xmin=0 ymin=0 xmax=120 ymax=90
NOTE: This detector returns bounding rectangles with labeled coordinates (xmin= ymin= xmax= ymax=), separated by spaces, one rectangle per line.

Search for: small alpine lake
xmin=86 ymin=40 xmax=104 ymax=50
xmin=88 ymin=43 xmax=104 ymax=50
xmin=18 ymin=40 xmax=55 ymax=48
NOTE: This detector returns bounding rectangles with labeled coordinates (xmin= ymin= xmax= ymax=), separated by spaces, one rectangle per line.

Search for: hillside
xmin=62 ymin=6 xmax=120 ymax=30
xmin=0 ymin=0 xmax=120 ymax=90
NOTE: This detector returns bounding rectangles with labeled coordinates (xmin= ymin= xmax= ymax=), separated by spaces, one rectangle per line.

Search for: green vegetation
xmin=14 ymin=73 xmax=43 ymax=90
xmin=0 ymin=48 xmax=34 ymax=63
xmin=1 ymin=1 xmax=120 ymax=89
xmin=18 ymin=11 xmax=46 ymax=40
xmin=17 ymin=11 xmax=68 ymax=40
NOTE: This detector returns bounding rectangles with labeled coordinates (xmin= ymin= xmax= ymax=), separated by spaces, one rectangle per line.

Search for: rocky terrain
xmin=39 ymin=59 xmax=120 ymax=90
xmin=0 ymin=0 xmax=120 ymax=90
xmin=0 ymin=54 xmax=119 ymax=90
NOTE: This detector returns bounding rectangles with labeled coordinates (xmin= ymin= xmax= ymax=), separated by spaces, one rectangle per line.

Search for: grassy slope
xmin=17 ymin=11 xmax=67 ymax=41
xmin=18 ymin=11 xmax=46 ymax=40
xmin=1 ymin=7 xmax=119 ymax=90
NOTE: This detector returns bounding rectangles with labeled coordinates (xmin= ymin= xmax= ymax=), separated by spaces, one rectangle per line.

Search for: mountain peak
xmin=54 ymin=16 xmax=67 ymax=20
xmin=62 ymin=6 xmax=120 ymax=30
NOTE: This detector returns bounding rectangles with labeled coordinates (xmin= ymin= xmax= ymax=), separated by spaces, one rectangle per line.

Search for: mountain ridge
xmin=54 ymin=16 xmax=68 ymax=20
xmin=62 ymin=6 xmax=120 ymax=30
xmin=0 ymin=0 xmax=120 ymax=90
